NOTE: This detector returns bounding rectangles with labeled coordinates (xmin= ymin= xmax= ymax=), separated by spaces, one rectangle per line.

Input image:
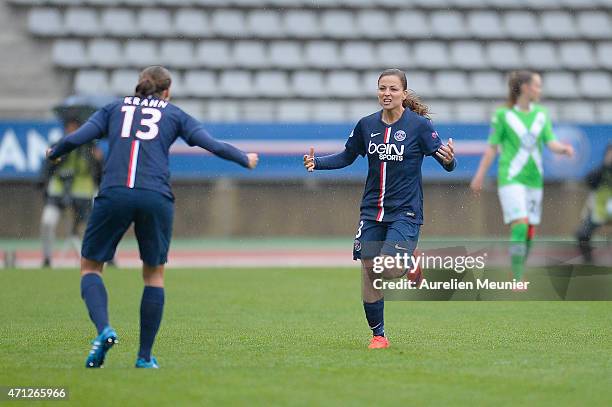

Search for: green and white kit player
xmin=471 ymin=71 xmax=574 ymax=280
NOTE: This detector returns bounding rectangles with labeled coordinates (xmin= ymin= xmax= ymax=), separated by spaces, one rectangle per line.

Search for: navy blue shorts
xmin=81 ymin=187 xmax=174 ymax=266
xmin=353 ymin=218 xmax=420 ymax=260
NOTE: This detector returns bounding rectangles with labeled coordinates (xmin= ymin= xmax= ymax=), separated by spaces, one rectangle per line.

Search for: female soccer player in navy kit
xmin=47 ymin=66 xmax=258 ymax=368
xmin=304 ymin=69 xmax=456 ymax=349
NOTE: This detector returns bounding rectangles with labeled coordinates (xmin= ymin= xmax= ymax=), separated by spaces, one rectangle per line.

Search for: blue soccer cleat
xmin=135 ymin=356 xmax=159 ymax=369
xmin=85 ymin=326 xmax=118 ymax=368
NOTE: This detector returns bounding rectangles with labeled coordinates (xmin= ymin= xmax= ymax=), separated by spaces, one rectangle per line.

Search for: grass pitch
xmin=0 ymin=267 xmax=610 ymax=406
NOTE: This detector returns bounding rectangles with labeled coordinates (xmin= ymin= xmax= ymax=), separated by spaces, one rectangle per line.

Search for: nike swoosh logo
xmin=370 ymin=133 xmax=380 ymax=138
xmin=394 ymin=244 xmax=408 ymax=250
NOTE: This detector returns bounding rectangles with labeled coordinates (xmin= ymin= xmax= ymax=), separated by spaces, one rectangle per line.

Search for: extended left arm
xmin=547 ymin=140 xmax=574 ymax=157
xmin=47 ymin=122 xmax=104 ymax=161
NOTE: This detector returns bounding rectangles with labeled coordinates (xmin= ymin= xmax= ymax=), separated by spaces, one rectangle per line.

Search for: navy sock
xmin=363 ymin=299 xmax=385 ymax=337
xmin=138 ymin=286 xmax=165 ymax=361
xmin=80 ymin=273 xmax=109 ymax=335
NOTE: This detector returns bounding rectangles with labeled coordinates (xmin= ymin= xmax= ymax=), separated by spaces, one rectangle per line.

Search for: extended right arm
xmin=313 ymin=148 xmax=359 ymax=170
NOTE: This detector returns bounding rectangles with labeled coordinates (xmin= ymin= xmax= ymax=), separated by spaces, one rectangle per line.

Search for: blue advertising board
xmin=0 ymin=120 xmax=608 ymax=181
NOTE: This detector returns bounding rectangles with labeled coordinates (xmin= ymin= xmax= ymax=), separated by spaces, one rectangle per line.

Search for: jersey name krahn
xmin=368 ymin=141 xmax=404 ymax=161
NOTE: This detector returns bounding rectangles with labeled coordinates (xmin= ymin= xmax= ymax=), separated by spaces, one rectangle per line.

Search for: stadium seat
xmin=540 ymin=12 xmax=578 ymax=40
xmin=597 ymin=102 xmax=612 ymax=123
xmin=560 ymin=0 xmax=598 ymax=7
xmin=430 ymin=11 xmax=467 ymax=39
xmin=450 ymin=0 xmax=488 ymax=7
xmin=427 ymin=101 xmax=454 ymax=123
xmin=467 ymin=11 xmax=505 ymax=39
xmin=28 ymin=8 xmax=63 ymax=36
xmin=205 ymin=101 xmax=240 ymax=122
xmin=393 ymin=11 xmax=430 ymax=39
xmin=413 ymin=42 xmax=449 ymax=69
xmin=233 ymin=41 xmax=269 ymax=69
xmin=74 ymin=70 xmax=108 ymax=94
xmin=375 ymin=42 xmax=411 ymax=69
xmin=596 ymin=43 xmax=612 ymax=69
xmin=340 ymin=42 xmax=377 ymax=69
xmin=523 ymin=0 xmax=559 ymax=9
xmin=304 ymin=41 xmax=342 ymax=69
xmin=434 ymin=72 xmax=470 ymax=98
xmin=160 ymin=40 xmax=196 ymax=68
xmin=183 ymin=71 xmax=217 ymax=97
xmin=138 ymin=9 xmax=174 ymax=37
xmin=471 ymin=72 xmax=505 ymax=99
xmin=450 ymin=42 xmax=487 ymax=69
xmin=326 ymin=72 xmax=362 ymax=98
xmin=174 ymin=9 xmax=209 ymax=38
xmin=277 ymin=101 xmax=311 ymax=122
xmin=101 ymin=9 xmax=137 ymax=37
xmin=292 ymin=71 xmax=325 ymax=98
xmin=283 ymin=11 xmax=320 ymax=39
xmin=219 ymin=70 xmax=253 ymax=97
xmin=543 ymin=72 xmax=578 ymax=98
xmin=64 ymin=8 xmax=99 ymax=36
xmin=88 ymin=40 xmax=123 ymax=68
xmin=110 ymin=69 xmax=139 ymax=95
xmin=362 ymin=71 xmax=382 ymax=95
xmin=173 ymin=99 xmax=205 ymax=119
xmin=523 ymin=42 xmax=559 ymax=70
xmin=212 ymin=10 xmax=248 ymax=38
xmin=558 ymin=102 xmax=596 ymax=123
xmin=124 ymin=40 xmax=159 ymax=67
xmin=486 ymin=42 xmax=522 ymax=69
xmin=503 ymin=12 xmax=541 ymax=39
xmin=52 ymin=40 xmax=88 ymax=68
xmin=455 ymin=103 xmax=489 ymax=123
xmin=269 ymin=42 xmax=303 ymax=69
xmin=559 ymin=42 xmax=595 ymax=70
xmin=348 ymin=101 xmax=380 ymax=121
xmin=242 ymin=102 xmax=276 ymax=122
xmin=321 ymin=11 xmax=355 ymax=39
xmin=576 ymin=12 xmax=612 ymax=39
xmin=253 ymin=71 xmax=291 ymax=97
xmin=356 ymin=10 xmax=390 ymax=39
xmin=312 ymin=101 xmax=346 ymax=122
xmin=487 ymin=0 xmax=528 ymax=7
xmin=167 ymin=72 xmax=187 ymax=98
xmin=406 ymin=71 xmax=436 ymax=98
xmin=195 ymin=41 xmax=232 ymax=68
xmin=578 ymin=72 xmax=612 ymax=99
xmin=247 ymin=11 xmax=284 ymax=38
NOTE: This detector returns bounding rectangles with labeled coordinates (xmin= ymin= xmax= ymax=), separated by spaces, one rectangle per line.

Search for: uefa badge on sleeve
xmin=354 ymin=239 xmax=361 ymax=252
xmin=432 ymin=131 xmax=439 ymax=139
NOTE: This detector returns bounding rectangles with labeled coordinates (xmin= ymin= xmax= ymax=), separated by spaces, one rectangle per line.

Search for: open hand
xmin=436 ymin=138 xmax=455 ymax=165
xmin=247 ymin=153 xmax=259 ymax=169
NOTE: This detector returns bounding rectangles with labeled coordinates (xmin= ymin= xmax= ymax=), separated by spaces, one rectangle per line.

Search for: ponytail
xmin=403 ymin=91 xmax=429 ymax=117
xmin=134 ymin=65 xmax=172 ymax=98
xmin=507 ymin=70 xmax=537 ymax=108
xmin=379 ymin=68 xmax=430 ymax=118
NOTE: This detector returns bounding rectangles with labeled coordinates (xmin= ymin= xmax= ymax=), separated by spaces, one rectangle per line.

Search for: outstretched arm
xmin=470 ymin=145 xmax=498 ymax=193
xmin=547 ymin=140 xmax=574 ymax=157
xmin=304 ymin=147 xmax=359 ymax=171
xmin=189 ymin=127 xmax=258 ymax=169
xmin=47 ymin=122 xmax=103 ymax=161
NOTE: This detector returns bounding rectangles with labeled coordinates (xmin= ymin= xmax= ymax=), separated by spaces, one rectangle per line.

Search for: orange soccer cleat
xmin=368 ymin=335 xmax=390 ymax=349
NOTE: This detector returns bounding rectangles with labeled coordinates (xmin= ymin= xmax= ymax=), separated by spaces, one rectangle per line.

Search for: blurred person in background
xmin=47 ymin=66 xmax=258 ymax=369
xmin=304 ymin=68 xmax=456 ymax=349
xmin=40 ymin=99 xmax=104 ymax=268
xmin=470 ymin=70 xmax=574 ymax=281
xmin=575 ymin=143 xmax=612 ymax=262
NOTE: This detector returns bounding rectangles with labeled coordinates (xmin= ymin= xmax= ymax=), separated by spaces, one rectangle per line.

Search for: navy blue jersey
xmin=346 ymin=109 xmax=443 ymax=224
xmin=49 ymin=96 xmax=249 ymax=199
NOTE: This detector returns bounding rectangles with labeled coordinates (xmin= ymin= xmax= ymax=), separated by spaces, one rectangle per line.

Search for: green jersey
xmin=488 ymin=104 xmax=556 ymax=188
xmin=47 ymin=146 xmax=97 ymax=199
